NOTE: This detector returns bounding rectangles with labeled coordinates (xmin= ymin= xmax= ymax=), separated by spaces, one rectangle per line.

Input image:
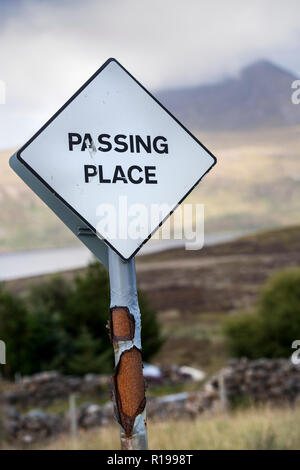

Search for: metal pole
xmin=108 ymin=248 xmax=148 ymax=450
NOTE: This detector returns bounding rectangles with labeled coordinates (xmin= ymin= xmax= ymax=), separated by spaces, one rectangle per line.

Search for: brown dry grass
xmin=17 ymin=404 xmax=300 ymax=450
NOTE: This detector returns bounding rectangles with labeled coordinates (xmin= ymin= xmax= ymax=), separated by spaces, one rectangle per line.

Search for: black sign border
xmin=17 ymin=58 xmax=217 ymax=261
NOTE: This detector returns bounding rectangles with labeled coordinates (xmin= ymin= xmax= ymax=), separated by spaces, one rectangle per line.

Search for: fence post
xmin=218 ymin=370 xmax=228 ymax=412
xmin=69 ymin=393 xmax=78 ymax=444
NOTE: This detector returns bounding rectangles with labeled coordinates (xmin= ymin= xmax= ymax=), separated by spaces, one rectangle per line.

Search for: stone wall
xmin=3 ymin=371 xmax=110 ymax=408
xmin=2 ymin=366 xmax=202 ymax=409
xmin=2 ymin=389 xmax=219 ymax=445
xmin=1 ymin=359 xmax=300 ymax=445
xmin=209 ymin=358 xmax=300 ymax=405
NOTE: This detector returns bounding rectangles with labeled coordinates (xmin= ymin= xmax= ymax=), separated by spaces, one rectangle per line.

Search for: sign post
xmin=9 ymin=57 xmax=217 ymax=450
xmin=108 ymin=249 xmax=147 ymax=449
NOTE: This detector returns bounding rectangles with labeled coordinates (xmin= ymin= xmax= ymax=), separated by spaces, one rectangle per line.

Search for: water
xmin=0 ymin=230 xmax=249 ymax=281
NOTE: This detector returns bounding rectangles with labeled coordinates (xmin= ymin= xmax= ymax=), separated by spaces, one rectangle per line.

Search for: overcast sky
xmin=1 ymin=0 xmax=300 ymax=149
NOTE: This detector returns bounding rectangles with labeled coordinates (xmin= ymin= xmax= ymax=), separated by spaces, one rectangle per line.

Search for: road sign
xmin=9 ymin=153 xmax=109 ymax=267
xmin=13 ymin=58 xmax=216 ymax=260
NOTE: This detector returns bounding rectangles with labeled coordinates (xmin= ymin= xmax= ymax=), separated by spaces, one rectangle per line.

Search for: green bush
xmin=0 ymin=261 xmax=163 ymax=377
xmin=0 ymin=285 xmax=31 ymax=377
xmin=224 ymin=268 xmax=300 ymax=358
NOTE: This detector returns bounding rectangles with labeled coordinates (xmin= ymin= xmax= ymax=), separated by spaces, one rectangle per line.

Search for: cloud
xmin=1 ymin=0 xmax=300 ymax=148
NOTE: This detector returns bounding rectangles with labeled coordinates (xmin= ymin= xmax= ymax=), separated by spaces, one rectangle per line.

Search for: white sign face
xmin=17 ymin=58 xmax=216 ymax=260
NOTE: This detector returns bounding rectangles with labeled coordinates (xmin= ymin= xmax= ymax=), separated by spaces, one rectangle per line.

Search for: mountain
xmin=156 ymin=60 xmax=300 ymax=131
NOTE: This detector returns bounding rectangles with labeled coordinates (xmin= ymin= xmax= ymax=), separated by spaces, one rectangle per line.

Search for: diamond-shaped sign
xmin=15 ymin=58 xmax=216 ymax=260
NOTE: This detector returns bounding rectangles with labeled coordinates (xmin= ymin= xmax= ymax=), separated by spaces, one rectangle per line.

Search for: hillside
xmin=135 ymin=224 xmax=300 ymax=369
xmin=0 ymin=149 xmax=78 ymax=252
xmin=1 ymin=125 xmax=300 ymax=253
xmin=6 ymin=224 xmax=300 ymax=374
xmin=156 ymin=60 xmax=300 ymax=131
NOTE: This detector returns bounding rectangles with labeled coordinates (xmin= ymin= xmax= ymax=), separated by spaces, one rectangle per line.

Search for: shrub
xmin=223 ymin=312 xmax=264 ymax=359
xmin=0 ymin=285 xmax=31 ymax=377
xmin=60 ymin=261 xmax=163 ymax=373
xmin=224 ymin=268 xmax=300 ymax=359
xmin=0 ymin=261 xmax=163 ymax=377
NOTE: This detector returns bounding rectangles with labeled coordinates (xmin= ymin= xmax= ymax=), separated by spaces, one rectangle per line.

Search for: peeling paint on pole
xmin=110 ymin=307 xmax=135 ymax=342
xmin=108 ymin=249 xmax=148 ymax=450
xmin=112 ymin=346 xmax=146 ymax=437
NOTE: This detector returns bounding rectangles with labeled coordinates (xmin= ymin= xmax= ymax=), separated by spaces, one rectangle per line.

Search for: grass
xmin=21 ymin=393 xmax=110 ymax=416
xmin=17 ymin=404 xmax=300 ymax=450
xmin=153 ymin=310 xmax=228 ymax=375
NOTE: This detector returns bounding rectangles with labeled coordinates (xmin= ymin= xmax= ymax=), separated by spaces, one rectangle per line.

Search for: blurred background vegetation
xmin=2 ymin=255 xmax=300 ymax=379
xmin=224 ymin=268 xmax=300 ymax=359
xmin=0 ymin=261 xmax=163 ymax=378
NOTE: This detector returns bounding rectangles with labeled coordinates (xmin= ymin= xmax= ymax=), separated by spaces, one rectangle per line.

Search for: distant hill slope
xmin=156 ymin=60 xmax=300 ymax=131
xmin=138 ymin=225 xmax=300 ymax=264
xmin=1 ymin=125 xmax=300 ymax=253
xmin=0 ymin=149 xmax=78 ymax=252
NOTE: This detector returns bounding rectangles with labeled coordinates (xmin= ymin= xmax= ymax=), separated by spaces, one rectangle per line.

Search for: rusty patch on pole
xmin=110 ymin=306 xmax=135 ymax=342
xmin=112 ymin=346 xmax=146 ymax=436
